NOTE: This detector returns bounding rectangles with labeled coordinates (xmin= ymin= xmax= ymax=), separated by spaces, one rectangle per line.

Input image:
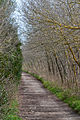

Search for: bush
xmin=0 ymin=41 xmax=22 ymax=119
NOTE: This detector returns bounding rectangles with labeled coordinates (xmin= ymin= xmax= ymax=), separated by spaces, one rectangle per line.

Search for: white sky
xmin=12 ymin=0 xmax=27 ymax=43
xmin=13 ymin=0 xmax=53 ymax=43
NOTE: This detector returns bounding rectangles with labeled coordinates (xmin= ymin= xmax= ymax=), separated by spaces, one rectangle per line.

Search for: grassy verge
xmin=4 ymin=98 xmax=22 ymax=120
xmin=23 ymin=70 xmax=80 ymax=114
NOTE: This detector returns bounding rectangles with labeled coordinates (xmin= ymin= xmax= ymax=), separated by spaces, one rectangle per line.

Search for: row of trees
xmin=0 ymin=0 xmax=22 ymax=119
xmin=23 ymin=0 xmax=80 ymax=94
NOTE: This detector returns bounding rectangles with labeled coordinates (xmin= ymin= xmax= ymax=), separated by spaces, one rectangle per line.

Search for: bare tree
xmin=22 ymin=0 xmax=80 ymax=93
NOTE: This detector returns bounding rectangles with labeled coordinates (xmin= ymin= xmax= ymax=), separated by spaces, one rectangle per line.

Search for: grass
xmin=23 ymin=70 xmax=80 ymax=114
xmin=5 ymin=99 xmax=22 ymax=120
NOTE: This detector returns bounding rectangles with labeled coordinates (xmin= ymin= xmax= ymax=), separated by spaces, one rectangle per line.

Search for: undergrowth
xmin=24 ymin=70 xmax=80 ymax=114
xmin=4 ymin=99 xmax=22 ymax=120
xmin=0 ymin=41 xmax=22 ymax=119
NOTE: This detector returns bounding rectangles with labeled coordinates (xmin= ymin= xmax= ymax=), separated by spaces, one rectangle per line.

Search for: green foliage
xmin=0 ymin=86 xmax=8 ymax=106
xmin=24 ymin=71 xmax=80 ymax=114
xmin=0 ymin=0 xmax=6 ymax=6
xmin=4 ymin=100 xmax=22 ymax=120
xmin=0 ymin=42 xmax=22 ymax=119
xmin=0 ymin=0 xmax=22 ymax=119
xmin=6 ymin=115 xmax=22 ymax=120
xmin=0 ymin=0 xmax=3 ymax=5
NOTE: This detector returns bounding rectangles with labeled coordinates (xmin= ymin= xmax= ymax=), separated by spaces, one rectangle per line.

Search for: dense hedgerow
xmin=0 ymin=1 xmax=22 ymax=119
xmin=0 ymin=41 xmax=22 ymax=119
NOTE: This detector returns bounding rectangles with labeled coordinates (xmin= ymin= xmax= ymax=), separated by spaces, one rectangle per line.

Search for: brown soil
xmin=18 ymin=72 xmax=80 ymax=120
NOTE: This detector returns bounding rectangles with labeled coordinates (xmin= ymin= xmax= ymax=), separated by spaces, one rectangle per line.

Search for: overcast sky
xmin=12 ymin=0 xmax=27 ymax=43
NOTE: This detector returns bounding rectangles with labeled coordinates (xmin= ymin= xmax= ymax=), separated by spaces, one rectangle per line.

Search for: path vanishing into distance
xmin=18 ymin=72 xmax=80 ymax=120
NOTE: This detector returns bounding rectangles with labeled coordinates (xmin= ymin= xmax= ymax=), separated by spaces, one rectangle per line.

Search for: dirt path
xmin=18 ymin=72 xmax=80 ymax=120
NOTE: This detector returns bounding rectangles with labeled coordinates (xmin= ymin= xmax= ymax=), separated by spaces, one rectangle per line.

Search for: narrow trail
xmin=18 ymin=72 xmax=80 ymax=120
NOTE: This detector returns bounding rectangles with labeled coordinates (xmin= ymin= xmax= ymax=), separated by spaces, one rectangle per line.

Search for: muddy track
xmin=18 ymin=72 xmax=80 ymax=120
